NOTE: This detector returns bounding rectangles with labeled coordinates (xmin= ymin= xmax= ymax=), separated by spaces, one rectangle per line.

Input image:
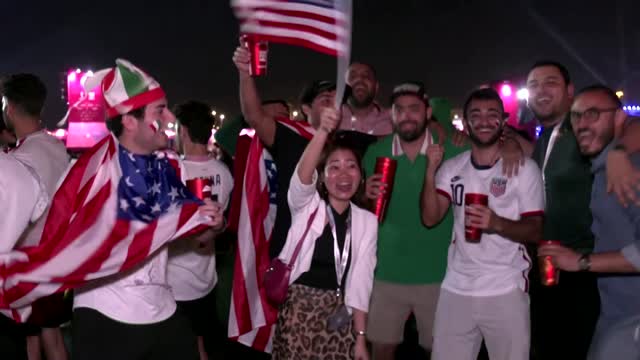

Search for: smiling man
xmin=521 ymin=61 xmax=602 ymax=360
xmin=70 ymin=59 xmax=225 ymax=360
xmin=364 ymin=82 xmax=467 ymax=359
xmin=539 ymin=85 xmax=640 ymax=360
xmin=422 ymin=88 xmax=544 ymax=360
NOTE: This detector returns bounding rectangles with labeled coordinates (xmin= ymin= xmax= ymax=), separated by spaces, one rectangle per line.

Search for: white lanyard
xmin=326 ymin=204 xmax=351 ymax=297
xmin=542 ymin=122 xmax=562 ymax=185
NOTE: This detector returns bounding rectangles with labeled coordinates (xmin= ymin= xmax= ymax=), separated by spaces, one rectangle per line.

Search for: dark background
xmin=3 ymin=0 xmax=640 ymax=128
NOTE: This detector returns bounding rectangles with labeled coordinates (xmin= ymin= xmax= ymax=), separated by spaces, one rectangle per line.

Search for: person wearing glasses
xmin=539 ymin=85 xmax=640 ymax=360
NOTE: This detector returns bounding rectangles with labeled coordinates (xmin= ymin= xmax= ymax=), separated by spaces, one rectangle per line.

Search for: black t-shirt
xmin=267 ymin=122 xmax=311 ymax=259
xmin=295 ymin=206 xmax=351 ymax=290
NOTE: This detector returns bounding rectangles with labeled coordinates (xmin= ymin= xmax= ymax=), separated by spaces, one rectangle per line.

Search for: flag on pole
xmin=0 ymin=134 xmax=210 ymax=322
xmin=231 ymin=0 xmax=350 ymax=56
xmin=227 ymin=118 xmax=314 ymax=352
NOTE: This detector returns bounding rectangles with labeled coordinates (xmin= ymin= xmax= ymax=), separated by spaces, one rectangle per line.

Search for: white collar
xmin=391 ymin=129 xmax=432 ymax=157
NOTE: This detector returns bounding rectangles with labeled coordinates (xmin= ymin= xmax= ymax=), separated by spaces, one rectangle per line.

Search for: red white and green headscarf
xmin=84 ymin=59 xmax=166 ymax=118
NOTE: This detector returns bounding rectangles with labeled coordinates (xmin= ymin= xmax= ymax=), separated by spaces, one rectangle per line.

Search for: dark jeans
xmin=530 ymin=262 xmax=600 ymax=360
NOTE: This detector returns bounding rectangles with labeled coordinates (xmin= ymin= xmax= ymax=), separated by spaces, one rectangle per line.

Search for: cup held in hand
xmin=186 ymin=178 xmax=213 ymax=201
xmin=241 ymin=34 xmax=268 ymax=77
xmin=373 ymin=157 xmax=397 ymax=223
xmin=464 ymin=193 xmax=488 ymax=242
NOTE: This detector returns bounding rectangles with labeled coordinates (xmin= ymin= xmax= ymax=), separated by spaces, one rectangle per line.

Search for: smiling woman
xmin=269 ymin=107 xmax=377 ymax=360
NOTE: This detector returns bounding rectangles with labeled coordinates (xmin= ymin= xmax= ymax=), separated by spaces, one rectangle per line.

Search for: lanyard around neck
xmin=326 ymin=204 xmax=351 ymax=296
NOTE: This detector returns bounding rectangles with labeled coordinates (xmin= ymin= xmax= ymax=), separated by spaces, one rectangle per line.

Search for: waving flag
xmin=0 ymin=134 xmax=210 ymax=322
xmin=228 ymin=118 xmax=314 ymax=352
xmin=231 ymin=0 xmax=351 ymax=56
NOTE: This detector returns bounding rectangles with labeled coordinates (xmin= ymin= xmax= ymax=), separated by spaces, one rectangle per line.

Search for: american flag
xmin=0 ymin=134 xmax=210 ymax=322
xmin=228 ymin=118 xmax=314 ymax=352
xmin=231 ymin=0 xmax=351 ymax=56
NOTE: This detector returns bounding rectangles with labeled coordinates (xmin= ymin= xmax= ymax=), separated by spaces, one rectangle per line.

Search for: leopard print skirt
xmin=272 ymin=284 xmax=355 ymax=360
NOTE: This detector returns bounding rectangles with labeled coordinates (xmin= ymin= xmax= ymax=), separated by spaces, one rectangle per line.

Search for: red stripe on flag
xmin=239 ymin=7 xmax=341 ymax=26
xmin=51 ymin=220 xmax=130 ymax=284
xmin=246 ymin=33 xmax=339 ymax=56
xmin=40 ymin=135 xmax=113 ymax=245
xmin=246 ymin=19 xmax=338 ymax=42
xmin=3 ymin=180 xmax=113 ymax=277
xmin=253 ymin=325 xmax=273 ymax=351
xmin=228 ymin=135 xmax=252 ymax=232
xmin=121 ymin=221 xmax=157 ymax=271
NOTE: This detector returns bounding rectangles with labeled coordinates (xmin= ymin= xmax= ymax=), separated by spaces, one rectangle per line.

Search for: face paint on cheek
xmin=149 ymin=120 xmax=161 ymax=133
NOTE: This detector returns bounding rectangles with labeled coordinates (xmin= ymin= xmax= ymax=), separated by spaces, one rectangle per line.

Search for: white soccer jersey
xmin=435 ymin=151 xmax=544 ymax=296
xmin=167 ymin=158 xmax=233 ymax=301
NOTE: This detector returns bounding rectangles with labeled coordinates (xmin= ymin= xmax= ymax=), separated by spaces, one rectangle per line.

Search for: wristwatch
xmin=578 ymin=254 xmax=591 ymax=272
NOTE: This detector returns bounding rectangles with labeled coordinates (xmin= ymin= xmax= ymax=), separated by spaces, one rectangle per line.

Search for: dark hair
xmin=0 ymin=74 xmax=47 ymax=117
xmin=463 ymin=88 xmax=505 ymax=119
xmin=106 ymin=106 xmax=145 ymax=138
xmin=528 ymin=60 xmax=571 ymax=85
xmin=348 ymin=62 xmax=378 ymax=80
xmin=262 ymin=99 xmax=290 ymax=112
xmin=316 ymin=135 xmax=366 ymax=208
xmin=575 ymin=84 xmax=622 ymax=108
xmin=173 ymin=101 xmax=216 ymax=145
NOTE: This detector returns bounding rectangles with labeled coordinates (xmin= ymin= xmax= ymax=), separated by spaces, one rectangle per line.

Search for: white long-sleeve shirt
xmin=278 ymin=166 xmax=377 ymax=313
xmin=0 ymin=153 xmax=48 ymax=251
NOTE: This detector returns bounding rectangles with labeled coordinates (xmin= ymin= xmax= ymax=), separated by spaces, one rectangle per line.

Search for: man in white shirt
xmin=421 ymin=88 xmax=544 ymax=360
xmin=0 ymin=152 xmax=49 ymax=359
xmin=70 ymin=59 xmax=225 ymax=360
xmin=2 ymin=73 xmax=71 ymax=360
xmin=169 ymin=101 xmax=233 ymax=360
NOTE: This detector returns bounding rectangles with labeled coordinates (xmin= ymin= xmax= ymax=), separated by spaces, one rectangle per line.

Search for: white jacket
xmin=278 ymin=167 xmax=377 ymax=313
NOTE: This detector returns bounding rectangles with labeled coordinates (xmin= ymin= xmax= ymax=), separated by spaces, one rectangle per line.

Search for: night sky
xmin=4 ymin=0 xmax=640 ymax=128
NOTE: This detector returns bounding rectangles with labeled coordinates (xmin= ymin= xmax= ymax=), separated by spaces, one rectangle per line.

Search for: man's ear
xmin=613 ymin=108 xmax=628 ymax=138
xmin=121 ymin=114 xmax=139 ymax=132
xmin=567 ymin=83 xmax=575 ymax=100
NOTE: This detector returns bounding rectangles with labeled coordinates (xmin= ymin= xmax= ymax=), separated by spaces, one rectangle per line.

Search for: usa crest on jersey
xmin=490 ymin=177 xmax=507 ymax=197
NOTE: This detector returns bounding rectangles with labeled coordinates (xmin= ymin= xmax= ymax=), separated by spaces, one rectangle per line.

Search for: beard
xmin=394 ymin=119 xmax=427 ymax=142
xmin=348 ymin=89 xmax=375 ymax=109
xmin=576 ymin=126 xmax=615 ymax=157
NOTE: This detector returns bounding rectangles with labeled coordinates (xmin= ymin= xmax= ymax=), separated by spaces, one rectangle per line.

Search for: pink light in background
xmin=67 ymin=72 xmax=77 ymax=82
xmin=500 ymin=84 xmax=512 ymax=97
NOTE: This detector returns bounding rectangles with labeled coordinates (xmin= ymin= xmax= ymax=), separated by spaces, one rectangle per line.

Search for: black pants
xmin=72 ymin=308 xmax=199 ymax=360
xmin=530 ymin=261 xmax=600 ymax=360
xmin=0 ymin=315 xmax=27 ymax=360
xmin=177 ymin=289 xmax=225 ymax=358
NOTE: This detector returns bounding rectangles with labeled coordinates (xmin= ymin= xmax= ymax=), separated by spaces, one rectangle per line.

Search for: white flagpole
xmin=334 ymin=0 xmax=352 ymax=110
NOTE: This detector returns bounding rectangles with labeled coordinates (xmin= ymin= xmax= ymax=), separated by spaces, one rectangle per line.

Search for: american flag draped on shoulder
xmin=228 ymin=118 xmax=314 ymax=352
xmin=231 ymin=0 xmax=350 ymax=56
xmin=0 ymin=134 xmax=210 ymax=322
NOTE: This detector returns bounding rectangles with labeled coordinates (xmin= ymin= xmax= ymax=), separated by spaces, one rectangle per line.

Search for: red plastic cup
xmin=539 ymin=240 xmax=561 ymax=286
xmin=464 ymin=193 xmax=489 ymax=242
xmin=373 ymin=157 xmax=397 ymax=223
xmin=186 ymin=178 xmax=212 ymax=200
xmin=242 ymin=34 xmax=268 ymax=77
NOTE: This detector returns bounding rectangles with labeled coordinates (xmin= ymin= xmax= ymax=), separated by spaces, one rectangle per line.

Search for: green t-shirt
xmin=363 ymin=133 xmax=468 ymax=284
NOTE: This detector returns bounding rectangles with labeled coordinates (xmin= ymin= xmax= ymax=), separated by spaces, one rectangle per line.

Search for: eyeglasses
xmin=570 ymin=107 xmax=618 ymax=125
